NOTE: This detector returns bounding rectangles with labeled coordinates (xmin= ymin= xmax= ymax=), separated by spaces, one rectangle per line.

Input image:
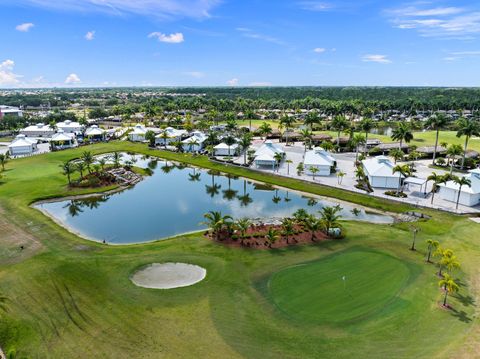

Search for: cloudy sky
xmin=1 ymin=0 xmax=480 ymax=87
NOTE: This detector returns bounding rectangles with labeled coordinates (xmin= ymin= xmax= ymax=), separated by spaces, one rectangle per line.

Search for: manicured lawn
xmin=268 ymin=247 xmax=413 ymax=324
xmin=0 ymin=142 xmax=478 ymax=358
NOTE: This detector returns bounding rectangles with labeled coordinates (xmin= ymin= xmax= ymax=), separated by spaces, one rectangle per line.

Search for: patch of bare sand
xmin=131 ymin=263 xmax=206 ymax=289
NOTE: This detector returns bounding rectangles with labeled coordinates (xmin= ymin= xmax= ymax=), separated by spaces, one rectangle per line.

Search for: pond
xmin=35 ymin=156 xmax=394 ymax=244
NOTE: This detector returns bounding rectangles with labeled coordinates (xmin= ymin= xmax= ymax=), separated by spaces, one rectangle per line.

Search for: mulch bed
xmin=205 ymin=224 xmax=334 ymax=250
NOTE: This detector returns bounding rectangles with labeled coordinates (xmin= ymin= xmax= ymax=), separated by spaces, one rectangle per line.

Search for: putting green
xmin=268 ymin=248 xmax=411 ymax=325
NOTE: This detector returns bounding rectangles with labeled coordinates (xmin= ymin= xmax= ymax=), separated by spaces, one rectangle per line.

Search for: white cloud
xmin=249 ymin=82 xmax=272 ymax=87
xmin=13 ymin=0 xmax=220 ymax=20
xmin=15 ymin=22 xmax=34 ymax=32
xmin=85 ymin=31 xmax=95 ymax=40
xmin=65 ymin=73 xmax=81 ymax=84
xmin=0 ymin=59 xmax=22 ymax=86
xmin=386 ymin=4 xmax=480 ymax=39
xmin=236 ymin=28 xmax=285 ymax=45
xmin=361 ymin=54 xmax=391 ymax=64
xmin=148 ymin=32 xmax=184 ymax=43
xmin=298 ymin=1 xmax=333 ymax=11
xmin=313 ymin=47 xmax=326 ymax=53
xmin=227 ymin=78 xmax=239 ymax=86
xmin=183 ymin=71 xmax=205 ymax=78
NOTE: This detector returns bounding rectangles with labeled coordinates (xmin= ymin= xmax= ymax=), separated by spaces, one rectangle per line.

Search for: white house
xmin=84 ymin=125 xmax=106 ymax=141
xmin=20 ymin=123 xmax=55 ymax=138
xmin=214 ymin=143 xmax=239 ymax=156
xmin=8 ymin=134 xmax=37 ymax=156
xmin=182 ymin=131 xmax=207 ymax=152
xmin=57 ymin=120 xmax=83 ymax=134
xmin=128 ymin=124 xmax=160 ymax=142
xmin=304 ymin=148 xmax=336 ymax=176
xmin=0 ymin=105 xmax=23 ymax=118
xmin=254 ymin=140 xmax=284 ymax=168
xmin=362 ymin=155 xmax=403 ymax=189
xmin=438 ymin=169 xmax=480 ymax=207
xmin=155 ymin=127 xmax=187 ymax=146
xmin=50 ymin=130 xmax=76 ymax=150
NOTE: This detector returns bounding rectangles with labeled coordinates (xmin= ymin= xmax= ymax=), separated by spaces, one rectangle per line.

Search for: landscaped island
xmin=0 ymin=141 xmax=477 ymax=359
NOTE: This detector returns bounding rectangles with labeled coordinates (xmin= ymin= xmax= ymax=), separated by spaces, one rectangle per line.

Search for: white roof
xmin=156 ymin=127 xmax=187 ymax=138
xmin=85 ymin=125 xmax=105 ymax=136
xmin=57 ymin=120 xmax=82 ymax=129
xmin=183 ymin=132 xmax=207 ymax=144
xmin=304 ymin=148 xmax=335 ymax=167
xmin=362 ymin=156 xmax=403 ymax=178
xmin=214 ymin=143 xmax=239 ymax=149
xmin=255 ymin=153 xmax=275 ymax=162
xmin=51 ymin=130 xmax=74 ymax=142
xmin=439 ymin=170 xmax=480 ymax=194
xmin=8 ymin=135 xmax=37 ymax=148
xmin=22 ymin=123 xmax=55 ymax=132
xmin=254 ymin=140 xmax=284 ymax=157
xmin=404 ymin=177 xmax=427 ymax=186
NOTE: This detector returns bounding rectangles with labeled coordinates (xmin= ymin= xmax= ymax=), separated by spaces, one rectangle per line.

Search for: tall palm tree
xmin=60 ymin=161 xmax=75 ymax=185
xmin=446 ymin=144 xmax=463 ymax=174
xmin=452 ymin=176 xmax=471 ymax=210
xmin=392 ymin=164 xmax=411 ymax=195
xmin=285 ymin=159 xmax=293 ymax=175
xmin=438 ymin=275 xmax=459 ymax=308
xmin=237 ymin=180 xmax=253 ymax=207
xmin=389 ymin=148 xmax=404 ymax=164
xmin=81 ymin=151 xmax=94 ymax=174
xmin=222 ymin=175 xmax=238 ymax=201
xmin=300 ymin=128 xmax=313 ymax=153
xmin=359 ymin=118 xmax=374 ymax=156
xmin=352 ymin=133 xmax=365 ymax=162
xmin=425 ymin=113 xmax=448 ymax=165
xmin=456 ymin=117 xmax=480 ymax=169
xmin=280 ymin=115 xmax=295 ymax=146
xmin=426 ymin=239 xmax=439 ymax=263
xmin=304 ymin=110 xmax=320 ymax=129
xmin=434 ymin=248 xmax=454 ymax=277
xmin=202 ymin=211 xmax=233 ymax=241
xmin=75 ymin=161 xmax=86 ymax=179
xmin=319 ymin=205 xmax=342 ymax=236
xmin=238 ymin=133 xmax=253 ymax=165
xmin=391 ymin=122 xmax=414 ymax=149
xmin=273 ymin=152 xmax=283 ymax=171
xmin=337 ymin=171 xmax=346 ymax=185
xmin=331 ymin=115 xmax=349 ymax=146
xmin=259 ymin=122 xmax=273 ymax=141
xmin=427 ymin=172 xmax=445 ymax=204
xmin=111 ymin=151 xmax=123 ymax=168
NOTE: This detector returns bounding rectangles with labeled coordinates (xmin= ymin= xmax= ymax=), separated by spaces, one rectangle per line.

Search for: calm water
xmin=36 ymin=158 xmax=394 ymax=244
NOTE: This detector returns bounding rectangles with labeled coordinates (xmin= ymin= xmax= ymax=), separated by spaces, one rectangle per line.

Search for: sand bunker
xmin=131 ymin=262 xmax=206 ymax=289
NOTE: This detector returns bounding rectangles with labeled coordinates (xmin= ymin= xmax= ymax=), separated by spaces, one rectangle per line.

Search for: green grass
xmin=0 ymin=142 xmax=478 ymax=358
xmin=268 ymin=247 xmax=413 ymax=325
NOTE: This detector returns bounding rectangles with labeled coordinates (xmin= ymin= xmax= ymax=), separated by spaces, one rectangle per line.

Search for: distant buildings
xmin=57 ymin=120 xmax=83 ymax=134
xmin=128 ymin=124 xmax=160 ymax=142
xmin=0 ymin=105 xmax=23 ymax=118
xmin=20 ymin=123 xmax=55 ymax=138
xmin=50 ymin=130 xmax=77 ymax=150
xmin=84 ymin=125 xmax=106 ymax=141
xmin=155 ymin=127 xmax=187 ymax=146
xmin=214 ymin=142 xmax=239 ymax=156
xmin=182 ymin=131 xmax=207 ymax=152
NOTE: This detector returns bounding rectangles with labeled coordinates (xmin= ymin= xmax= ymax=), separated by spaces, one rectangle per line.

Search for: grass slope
xmin=0 ymin=142 xmax=477 ymax=358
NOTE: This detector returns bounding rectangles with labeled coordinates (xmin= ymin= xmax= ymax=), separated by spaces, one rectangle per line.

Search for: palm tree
xmin=235 ymin=218 xmax=251 ymax=245
xmin=427 ymin=172 xmax=445 ymax=204
xmin=391 ymin=122 xmax=413 ymax=149
xmin=304 ymin=110 xmax=320 ymax=129
xmin=438 ymin=275 xmax=459 ymax=308
xmin=281 ymin=218 xmax=295 ymax=244
xmin=389 ymin=148 xmax=404 ymax=164
xmin=360 ymin=118 xmax=374 ymax=156
xmin=300 ymin=128 xmax=313 ymax=152
xmin=425 ymin=113 xmax=448 ymax=165
xmin=456 ymin=117 xmax=480 ymax=169
xmin=222 ymin=174 xmax=238 ymax=201
xmin=259 ymin=122 xmax=273 ymax=141
xmin=443 ymin=254 xmax=460 ymax=274
xmin=265 ymin=227 xmax=280 ymax=248
xmin=296 ymin=162 xmax=304 ymax=176
xmin=188 ymin=138 xmax=199 ymax=153
xmin=280 ymin=115 xmax=295 ymax=145
xmin=319 ymin=205 xmax=342 ymax=236
xmin=393 ymin=164 xmax=411 ymax=195
xmin=426 ymin=239 xmax=439 ymax=263
xmin=331 ymin=115 xmax=349 ymax=146
xmin=237 ymin=180 xmax=253 ymax=207
xmin=352 ymin=134 xmax=365 ymax=162
xmin=337 ymin=171 xmax=345 ymax=185
xmin=285 ymin=159 xmax=293 ymax=175
xmin=273 ymin=152 xmax=283 ymax=171
xmin=111 ymin=152 xmax=123 ymax=168
xmin=410 ymin=226 xmax=420 ymax=251
xmin=238 ymin=133 xmax=253 ymax=165
xmin=60 ymin=161 xmax=75 ymax=185
xmin=98 ymin=157 xmax=107 ymax=171
xmin=202 ymin=211 xmax=233 ymax=241
xmin=293 ymin=208 xmax=309 ymax=225
xmin=48 ymin=120 xmax=57 ymax=132
xmin=309 ymin=166 xmax=319 ymax=181
xmin=145 ymin=130 xmax=156 ymax=147
xmin=224 ymin=135 xmax=236 ymax=157
xmin=75 ymin=161 xmax=86 ymax=179
xmin=304 ymin=215 xmax=321 ymax=241
xmin=446 ymin=144 xmax=463 ymax=174
xmin=434 ymin=248 xmax=453 ymax=277
xmin=452 ymin=176 xmax=472 ymax=210
xmin=81 ymin=151 xmax=94 ymax=174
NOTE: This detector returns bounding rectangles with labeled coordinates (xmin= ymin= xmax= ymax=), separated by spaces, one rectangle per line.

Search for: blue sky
xmin=1 ymin=0 xmax=480 ymax=87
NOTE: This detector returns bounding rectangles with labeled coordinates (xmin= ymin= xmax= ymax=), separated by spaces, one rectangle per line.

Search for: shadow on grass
xmin=455 ymin=292 xmax=475 ymax=307
xmin=450 ymin=308 xmax=472 ymax=323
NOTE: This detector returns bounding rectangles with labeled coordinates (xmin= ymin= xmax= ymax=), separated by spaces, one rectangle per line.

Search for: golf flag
xmin=342 ymin=276 xmax=346 ymax=281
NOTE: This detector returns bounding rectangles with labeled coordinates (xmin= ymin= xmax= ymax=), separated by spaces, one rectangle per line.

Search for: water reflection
xmin=37 ymin=158 xmax=395 ymax=244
